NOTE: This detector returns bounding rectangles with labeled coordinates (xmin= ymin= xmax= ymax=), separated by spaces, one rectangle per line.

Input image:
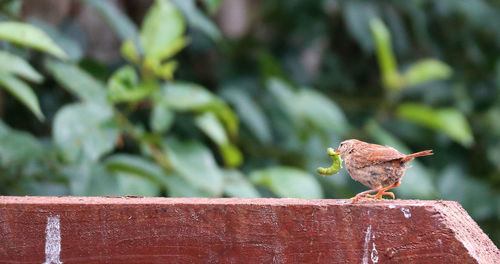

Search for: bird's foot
xmin=351 ymin=182 xmax=401 ymax=203
xmin=350 ymin=190 xmax=377 ymax=203
xmin=350 ymin=195 xmax=362 ymax=203
xmin=351 ymin=191 xmax=395 ymax=203
xmin=366 ymin=191 xmax=395 ymax=200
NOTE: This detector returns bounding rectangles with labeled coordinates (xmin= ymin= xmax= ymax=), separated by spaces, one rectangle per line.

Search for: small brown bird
xmin=337 ymin=139 xmax=433 ymax=202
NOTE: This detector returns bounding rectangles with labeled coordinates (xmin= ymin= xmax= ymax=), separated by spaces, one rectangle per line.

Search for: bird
xmin=337 ymin=139 xmax=433 ymax=202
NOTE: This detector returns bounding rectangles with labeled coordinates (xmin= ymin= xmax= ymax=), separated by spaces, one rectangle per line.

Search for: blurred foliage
xmin=0 ymin=0 xmax=499 ymax=245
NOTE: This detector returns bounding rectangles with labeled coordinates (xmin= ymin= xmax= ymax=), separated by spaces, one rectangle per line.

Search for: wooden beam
xmin=0 ymin=197 xmax=498 ymax=263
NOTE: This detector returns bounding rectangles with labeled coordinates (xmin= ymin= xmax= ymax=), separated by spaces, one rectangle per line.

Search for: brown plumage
xmin=337 ymin=139 xmax=433 ymax=202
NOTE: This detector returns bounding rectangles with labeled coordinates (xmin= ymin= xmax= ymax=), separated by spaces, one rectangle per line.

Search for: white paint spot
xmin=362 ymin=225 xmax=371 ymax=264
xmin=43 ymin=215 xmax=62 ymax=264
xmin=401 ymin=208 xmax=411 ymax=218
xmin=371 ymin=242 xmax=379 ymax=263
xmin=388 ymin=204 xmax=396 ymax=209
xmin=438 ymin=239 xmax=442 ymax=245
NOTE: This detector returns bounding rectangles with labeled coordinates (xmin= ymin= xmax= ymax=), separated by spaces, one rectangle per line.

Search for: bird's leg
xmin=351 ymin=189 xmax=379 ymax=203
xmin=366 ymin=180 xmax=401 ymax=200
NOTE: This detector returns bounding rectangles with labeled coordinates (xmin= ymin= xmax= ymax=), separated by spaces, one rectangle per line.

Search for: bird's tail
xmin=402 ymin=149 xmax=433 ymax=162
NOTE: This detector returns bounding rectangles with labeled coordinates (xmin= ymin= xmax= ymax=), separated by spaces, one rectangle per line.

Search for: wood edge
xmin=434 ymin=201 xmax=500 ymax=264
xmin=0 ymin=196 xmax=453 ymax=206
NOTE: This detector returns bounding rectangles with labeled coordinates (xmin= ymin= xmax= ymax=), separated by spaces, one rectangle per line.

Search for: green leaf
xmin=153 ymin=60 xmax=179 ymax=80
xmin=106 ymin=147 xmax=197 ymax=197
xmin=107 ymin=65 xmax=151 ymax=103
xmin=165 ymin=139 xmax=223 ymax=196
xmin=202 ymin=0 xmax=225 ymax=15
xmin=105 ymin=154 xmax=169 ymax=187
xmin=195 ymin=112 xmax=228 ymax=145
xmin=108 ymin=65 xmax=138 ymax=86
xmin=0 ymin=22 xmax=67 ymax=59
xmin=195 ymin=112 xmax=242 ymax=167
xmin=53 ymin=102 xmax=118 ymax=162
xmin=438 ymin=166 xmax=494 ymax=220
xmin=268 ymin=78 xmax=348 ymax=135
xmin=110 ymin=84 xmax=153 ymax=103
xmin=250 ymin=167 xmax=323 ymax=199
xmin=161 ymin=82 xmax=239 ymax=137
xmin=171 ymin=0 xmax=221 ymax=41
xmin=403 ymin=59 xmax=452 ymax=86
xmin=0 ymin=51 xmax=42 ymax=82
xmin=0 ymin=128 xmax=44 ymax=165
xmin=163 ymin=174 xmax=212 ymax=197
xmin=161 ymin=82 xmax=214 ymax=109
xmin=97 ymin=156 xmax=163 ymax=196
xmin=297 ymin=89 xmax=349 ymax=134
xmin=396 ymin=103 xmax=474 ymax=147
xmin=21 ymin=181 xmax=69 ymax=196
xmin=150 ymin=102 xmax=174 ymax=133
xmin=370 ymin=18 xmax=402 ymax=91
xmin=219 ymin=143 xmax=243 ymax=168
xmin=222 ymin=88 xmax=272 ymax=143
xmin=344 ymin=1 xmax=377 ymax=52
xmin=0 ymin=72 xmax=44 ymax=120
xmin=116 ymin=172 xmax=160 ymax=196
xmin=83 ymin=0 xmax=140 ymax=46
xmin=28 ymin=18 xmax=83 ymax=61
xmin=437 ymin=109 xmax=474 ymax=146
xmin=45 ymin=60 xmax=107 ymax=103
xmin=223 ymin=169 xmax=260 ymax=198
xmin=103 ymin=155 xmax=164 ymax=197
xmin=141 ymin=0 xmax=187 ymax=61
xmin=121 ymin=40 xmax=140 ymax=63
xmin=63 ymin=162 xmax=121 ymax=196
xmin=204 ymin=100 xmax=239 ymax=138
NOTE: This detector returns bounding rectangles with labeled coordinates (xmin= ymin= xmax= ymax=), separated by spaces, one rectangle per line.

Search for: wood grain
xmin=0 ymin=197 xmax=498 ymax=263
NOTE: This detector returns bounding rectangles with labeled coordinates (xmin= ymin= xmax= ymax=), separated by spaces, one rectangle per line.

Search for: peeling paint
xmin=43 ymin=215 xmax=62 ymax=264
xmin=363 ymin=225 xmax=378 ymax=264
xmin=401 ymin=208 xmax=411 ymax=218
xmin=362 ymin=225 xmax=371 ymax=264
xmin=371 ymin=242 xmax=379 ymax=263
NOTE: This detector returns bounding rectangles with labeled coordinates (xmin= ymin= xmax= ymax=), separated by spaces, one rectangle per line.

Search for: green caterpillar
xmin=317 ymin=148 xmax=343 ymax=176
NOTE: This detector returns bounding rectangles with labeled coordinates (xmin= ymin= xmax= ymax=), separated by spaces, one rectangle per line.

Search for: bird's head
xmin=338 ymin=139 xmax=361 ymax=157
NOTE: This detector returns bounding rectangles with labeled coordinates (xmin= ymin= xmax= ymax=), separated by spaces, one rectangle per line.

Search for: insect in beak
xmin=317 ymin=148 xmax=343 ymax=176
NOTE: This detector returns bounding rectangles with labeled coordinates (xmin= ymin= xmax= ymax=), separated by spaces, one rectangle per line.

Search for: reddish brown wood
xmin=0 ymin=197 xmax=498 ymax=264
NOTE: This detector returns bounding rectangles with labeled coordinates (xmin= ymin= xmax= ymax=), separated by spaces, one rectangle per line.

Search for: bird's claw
xmin=366 ymin=191 xmax=395 ymax=200
xmin=350 ymin=197 xmax=360 ymax=203
xmin=351 ymin=191 xmax=395 ymax=203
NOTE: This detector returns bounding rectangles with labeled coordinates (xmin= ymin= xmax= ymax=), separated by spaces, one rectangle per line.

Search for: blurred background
xmin=0 ymin=0 xmax=498 ymax=245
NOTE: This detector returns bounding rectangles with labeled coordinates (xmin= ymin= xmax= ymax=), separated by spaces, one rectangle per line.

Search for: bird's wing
xmin=350 ymin=143 xmax=405 ymax=168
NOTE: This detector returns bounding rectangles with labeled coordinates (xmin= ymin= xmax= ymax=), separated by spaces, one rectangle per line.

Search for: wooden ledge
xmin=0 ymin=197 xmax=499 ymax=263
